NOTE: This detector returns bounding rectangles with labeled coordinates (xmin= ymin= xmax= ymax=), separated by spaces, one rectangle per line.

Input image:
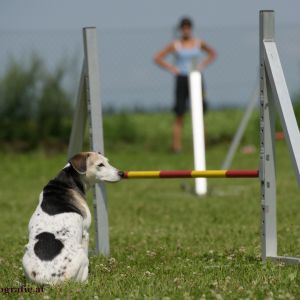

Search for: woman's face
xmin=180 ymin=25 xmax=192 ymax=39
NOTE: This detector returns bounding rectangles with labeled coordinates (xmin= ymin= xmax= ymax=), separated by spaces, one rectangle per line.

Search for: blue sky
xmin=1 ymin=1 xmax=300 ymax=110
xmin=1 ymin=1 xmax=300 ymax=31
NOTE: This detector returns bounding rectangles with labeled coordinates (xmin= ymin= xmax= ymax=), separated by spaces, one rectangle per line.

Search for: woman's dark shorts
xmin=174 ymin=75 xmax=207 ymax=116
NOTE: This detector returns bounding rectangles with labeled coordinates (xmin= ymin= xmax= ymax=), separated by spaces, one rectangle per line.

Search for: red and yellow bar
xmin=121 ymin=170 xmax=259 ymax=179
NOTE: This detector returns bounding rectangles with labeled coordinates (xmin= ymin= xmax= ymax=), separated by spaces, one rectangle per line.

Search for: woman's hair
xmin=178 ymin=17 xmax=193 ymax=29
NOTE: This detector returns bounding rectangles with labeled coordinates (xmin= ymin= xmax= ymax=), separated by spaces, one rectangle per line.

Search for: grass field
xmin=1 ymin=111 xmax=300 ymax=299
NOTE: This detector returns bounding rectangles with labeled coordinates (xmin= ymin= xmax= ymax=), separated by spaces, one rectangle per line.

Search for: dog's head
xmin=69 ymin=152 xmax=122 ymax=185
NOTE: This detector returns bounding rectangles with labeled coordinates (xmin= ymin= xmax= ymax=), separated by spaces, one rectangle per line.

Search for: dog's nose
xmin=118 ymin=170 xmax=124 ymax=177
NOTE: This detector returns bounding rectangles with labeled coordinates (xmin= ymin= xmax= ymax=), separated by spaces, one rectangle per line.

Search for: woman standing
xmin=154 ymin=17 xmax=216 ymax=153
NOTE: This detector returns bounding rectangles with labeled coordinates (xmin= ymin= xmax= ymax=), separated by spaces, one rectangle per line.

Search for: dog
xmin=22 ymin=152 xmax=122 ymax=284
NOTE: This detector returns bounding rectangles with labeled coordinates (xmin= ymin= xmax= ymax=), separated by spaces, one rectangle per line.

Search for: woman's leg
xmin=201 ymin=75 xmax=208 ymax=114
xmin=172 ymin=115 xmax=184 ymax=152
xmin=173 ymin=75 xmax=188 ymax=152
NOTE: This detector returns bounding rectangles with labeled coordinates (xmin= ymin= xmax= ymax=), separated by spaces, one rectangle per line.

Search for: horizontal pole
xmin=121 ymin=170 xmax=259 ymax=179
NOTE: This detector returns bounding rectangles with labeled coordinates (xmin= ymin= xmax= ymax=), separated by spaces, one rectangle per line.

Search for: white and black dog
xmin=22 ymin=152 xmax=122 ymax=284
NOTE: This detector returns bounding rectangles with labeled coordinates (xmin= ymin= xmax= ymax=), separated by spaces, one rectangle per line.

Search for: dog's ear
xmin=69 ymin=153 xmax=90 ymax=174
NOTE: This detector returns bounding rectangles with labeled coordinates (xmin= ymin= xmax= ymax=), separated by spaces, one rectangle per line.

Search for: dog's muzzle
xmin=118 ymin=171 xmax=124 ymax=178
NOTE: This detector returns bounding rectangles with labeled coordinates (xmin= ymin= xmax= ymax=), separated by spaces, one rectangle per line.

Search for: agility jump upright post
xmin=68 ymin=27 xmax=110 ymax=256
xmin=189 ymin=69 xmax=207 ymax=195
xmin=260 ymin=10 xmax=300 ymax=264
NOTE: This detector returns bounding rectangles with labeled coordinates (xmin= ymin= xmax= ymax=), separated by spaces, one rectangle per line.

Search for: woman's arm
xmin=198 ymin=40 xmax=217 ymax=71
xmin=153 ymin=42 xmax=179 ymax=75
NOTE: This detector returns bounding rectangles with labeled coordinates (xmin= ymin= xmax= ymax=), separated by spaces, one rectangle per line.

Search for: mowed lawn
xmin=1 ymin=111 xmax=300 ymax=299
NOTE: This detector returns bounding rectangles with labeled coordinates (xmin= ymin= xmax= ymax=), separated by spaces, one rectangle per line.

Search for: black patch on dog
xmin=31 ymin=271 xmax=36 ymax=278
xmin=41 ymin=166 xmax=85 ymax=216
xmin=34 ymin=232 xmax=64 ymax=261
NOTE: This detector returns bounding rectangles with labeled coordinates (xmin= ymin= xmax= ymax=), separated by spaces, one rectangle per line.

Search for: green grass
xmin=1 ymin=111 xmax=300 ymax=299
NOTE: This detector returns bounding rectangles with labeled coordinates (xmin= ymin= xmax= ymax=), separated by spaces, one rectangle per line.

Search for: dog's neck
xmin=79 ymin=175 xmax=94 ymax=192
xmin=57 ymin=165 xmax=86 ymax=196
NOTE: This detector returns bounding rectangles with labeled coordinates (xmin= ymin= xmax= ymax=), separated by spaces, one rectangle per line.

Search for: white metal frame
xmin=68 ymin=27 xmax=109 ymax=256
xmin=260 ymin=10 xmax=300 ymax=264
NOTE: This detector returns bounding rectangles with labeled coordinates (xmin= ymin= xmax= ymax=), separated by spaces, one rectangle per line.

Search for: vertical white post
xmin=83 ymin=27 xmax=109 ymax=256
xmin=260 ymin=10 xmax=277 ymax=260
xmin=189 ymin=71 xmax=207 ymax=195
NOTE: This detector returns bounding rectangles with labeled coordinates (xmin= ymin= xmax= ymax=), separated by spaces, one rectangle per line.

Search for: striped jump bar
xmin=121 ymin=170 xmax=259 ymax=179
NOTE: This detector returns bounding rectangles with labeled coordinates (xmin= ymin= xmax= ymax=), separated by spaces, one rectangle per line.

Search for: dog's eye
xmin=97 ymin=163 xmax=105 ymax=168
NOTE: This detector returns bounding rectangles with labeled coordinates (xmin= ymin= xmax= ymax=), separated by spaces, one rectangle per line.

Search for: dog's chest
xmin=81 ymin=201 xmax=91 ymax=230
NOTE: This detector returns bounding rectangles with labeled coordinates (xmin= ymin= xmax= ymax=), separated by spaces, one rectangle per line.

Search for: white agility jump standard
xmin=189 ymin=71 xmax=207 ymax=195
xmin=68 ymin=11 xmax=300 ymax=263
xmin=259 ymin=10 xmax=300 ymax=264
xmin=68 ymin=27 xmax=109 ymax=256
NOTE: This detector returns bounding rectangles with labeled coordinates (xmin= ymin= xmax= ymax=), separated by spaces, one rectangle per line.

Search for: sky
xmin=1 ymin=1 xmax=300 ymax=31
xmin=1 ymin=1 xmax=300 ymax=110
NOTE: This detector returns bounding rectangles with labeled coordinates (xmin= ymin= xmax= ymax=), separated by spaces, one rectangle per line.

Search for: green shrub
xmin=37 ymin=67 xmax=72 ymax=144
xmin=292 ymin=94 xmax=300 ymax=126
xmin=103 ymin=113 xmax=141 ymax=147
xmin=0 ymin=55 xmax=73 ymax=151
